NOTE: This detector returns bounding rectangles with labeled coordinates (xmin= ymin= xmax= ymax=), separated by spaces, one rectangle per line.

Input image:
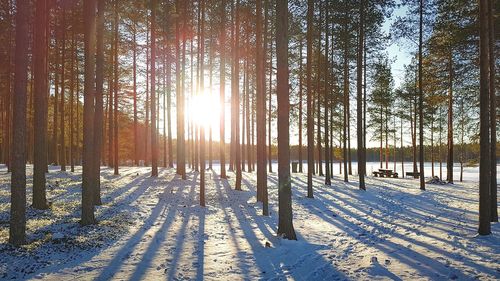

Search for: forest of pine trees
xmin=0 ymin=0 xmax=498 ymax=247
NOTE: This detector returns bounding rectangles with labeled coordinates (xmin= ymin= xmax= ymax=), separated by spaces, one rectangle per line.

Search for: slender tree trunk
xmin=298 ymin=38 xmax=303 ymax=173
xmin=81 ymin=0 xmax=97 ymax=226
xmin=145 ymin=19 xmax=150 ymax=166
xmin=401 ymin=117 xmax=405 ymax=176
xmin=150 ymin=0 xmax=158 ymax=177
xmin=33 ymin=0 xmax=49 ymax=210
xmin=199 ymin=0 xmax=206 ymax=206
xmin=219 ymin=0 xmax=227 ymax=179
xmin=343 ymin=40 xmax=349 ymax=182
xmin=488 ymin=0 xmax=497 ymax=222
xmin=108 ymin=40 xmax=114 ymax=167
xmin=267 ymin=1 xmax=273 ymax=174
xmin=256 ymin=0 xmax=268 ymax=214
xmin=53 ymin=23 xmax=59 ymax=167
xmin=276 ymin=0 xmax=296 ymax=240
xmin=447 ymin=53 xmax=454 ymax=183
xmin=60 ymin=9 xmax=67 ymax=171
xmin=176 ymin=0 xmax=186 ymax=179
xmin=478 ymin=0 xmax=491 ymax=234
xmin=167 ymin=43 xmax=173 ymax=168
xmin=316 ymin=7 xmax=323 ymax=177
xmin=431 ymin=114 xmax=434 ymax=177
xmin=418 ymin=0 xmax=425 ymax=190
xmin=113 ymin=0 xmax=119 ymax=175
xmin=133 ymin=22 xmax=138 ymax=166
xmin=93 ymin=0 xmax=105 ymax=206
xmin=9 ymin=0 xmax=29 ymax=245
xmin=306 ymin=0 xmax=314 ymax=196
xmin=69 ymin=14 xmax=75 ymax=172
xmin=208 ymin=37 xmax=214 ymax=170
xmin=324 ymin=2 xmax=331 ymax=186
xmin=234 ymin=0 xmax=242 ymax=190
xmin=459 ymin=99 xmax=464 ymax=182
xmin=439 ymin=107 xmax=443 ymax=179
xmin=357 ymin=0 xmax=365 ymax=189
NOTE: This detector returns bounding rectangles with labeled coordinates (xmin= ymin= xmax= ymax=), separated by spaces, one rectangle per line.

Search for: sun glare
xmin=189 ymin=88 xmax=220 ymax=130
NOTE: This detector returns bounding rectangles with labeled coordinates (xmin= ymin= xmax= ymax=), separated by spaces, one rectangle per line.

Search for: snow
xmin=0 ymin=164 xmax=499 ymax=280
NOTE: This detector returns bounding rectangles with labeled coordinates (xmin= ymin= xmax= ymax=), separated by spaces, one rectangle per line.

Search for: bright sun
xmin=189 ymin=88 xmax=220 ymax=131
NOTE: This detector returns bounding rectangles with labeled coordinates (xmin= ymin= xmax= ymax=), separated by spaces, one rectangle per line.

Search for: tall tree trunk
xmin=176 ymin=0 xmax=186 ymax=179
xmin=9 ymin=0 xmax=29 ymax=245
xmin=316 ymin=6 xmax=323 ymax=177
xmin=478 ymin=0 xmax=491 ymax=235
xmin=324 ymin=2 xmax=331 ymax=186
xmin=446 ymin=53 xmax=454 ymax=183
xmin=133 ymin=22 xmax=138 ymax=166
xmin=107 ymin=40 xmax=114 ymax=167
xmin=70 ymin=13 xmax=75 ymax=172
xmin=233 ymin=0 xmax=242 ymax=190
xmin=60 ymin=9 xmax=67 ymax=171
xmin=306 ymin=0 xmax=314 ymax=197
xmin=267 ymin=1 xmax=273 ymax=174
xmin=81 ymin=0 xmax=97 ymax=226
xmin=431 ymin=114 xmax=434 ymax=177
xmin=488 ymin=0 xmax=497 ymax=222
xmin=219 ymin=0 xmax=227 ymax=179
xmin=93 ymin=0 xmax=105 ymax=206
xmin=256 ymin=0 xmax=268 ymax=214
xmin=167 ymin=43 xmax=173 ymax=168
xmin=276 ymin=0 xmax=296 ymax=240
xmin=53 ymin=22 xmax=59 ymax=167
xmin=199 ymin=0 xmax=206 ymax=206
xmin=151 ymin=0 xmax=158 ymax=177
xmin=145 ymin=18 xmax=150 ymax=166
xmin=298 ymin=38 xmax=303 ymax=173
xmin=343 ymin=31 xmax=349 ymax=182
xmin=208 ymin=36 xmax=214 ymax=170
xmin=113 ymin=0 xmax=119 ymax=175
xmin=33 ymin=0 xmax=49 ymax=210
xmin=357 ymin=0 xmax=365 ymax=189
xmin=418 ymin=0 xmax=425 ymax=190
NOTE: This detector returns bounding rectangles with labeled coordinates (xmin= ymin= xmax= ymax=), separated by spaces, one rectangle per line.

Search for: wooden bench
xmin=406 ymin=172 xmax=420 ymax=178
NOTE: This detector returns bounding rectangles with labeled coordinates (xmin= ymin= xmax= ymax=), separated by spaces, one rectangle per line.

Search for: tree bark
xmin=60 ymin=9 xmax=67 ymax=171
xmin=418 ymin=0 xmax=425 ymax=190
xmin=219 ymin=0 xmax=227 ymax=179
xmin=357 ymin=0 xmax=365 ymax=189
xmin=9 ymin=0 xmax=29 ymax=245
xmin=93 ymin=0 xmax=105 ymax=206
xmin=256 ymin=0 xmax=268 ymax=214
xmin=478 ymin=0 xmax=491 ymax=235
xmin=306 ymin=0 xmax=314 ymax=197
xmin=113 ymin=0 xmax=119 ymax=175
xmin=151 ymin=0 xmax=158 ymax=177
xmin=33 ymin=0 xmax=49 ymax=210
xmin=446 ymin=53 xmax=454 ymax=183
xmin=81 ymin=0 xmax=97 ymax=226
xmin=488 ymin=0 xmax=497 ymax=222
xmin=276 ymin=0 xmax=296 ymax=240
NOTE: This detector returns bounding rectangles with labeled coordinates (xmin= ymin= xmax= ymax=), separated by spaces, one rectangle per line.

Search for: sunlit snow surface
xmin=0 ymin=164 xmax=499 ymax=280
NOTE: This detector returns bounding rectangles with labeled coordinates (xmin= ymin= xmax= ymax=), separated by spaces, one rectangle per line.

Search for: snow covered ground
xmin=0 ymin=164 xmax=499 ymax=280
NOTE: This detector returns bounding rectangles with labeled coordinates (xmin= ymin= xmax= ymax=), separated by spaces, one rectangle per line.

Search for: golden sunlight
xmin=189 ymin=88 xmax=220 ymax=130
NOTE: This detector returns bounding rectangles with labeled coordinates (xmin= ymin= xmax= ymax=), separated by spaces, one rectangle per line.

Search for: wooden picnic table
xmin=373 ymin=168 xmax=399 ymax=178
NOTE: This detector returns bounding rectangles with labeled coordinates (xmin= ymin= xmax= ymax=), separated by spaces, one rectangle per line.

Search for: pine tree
xmin=33 ymin=0 xmax=49 ymax=210
xmin=81 ymin=0 xmax=97 ymax=226
xmin=9 ymin=0 xmax=30 ymax=246
xmin=276 ymin=0 xmax=296 ymax=241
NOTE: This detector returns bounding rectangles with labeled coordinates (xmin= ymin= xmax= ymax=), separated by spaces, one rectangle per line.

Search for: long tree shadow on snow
xmin=212 ymin=171 xmax=348 ymax=280
xmin=290 ymin=174 xmax=499 ymax=279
